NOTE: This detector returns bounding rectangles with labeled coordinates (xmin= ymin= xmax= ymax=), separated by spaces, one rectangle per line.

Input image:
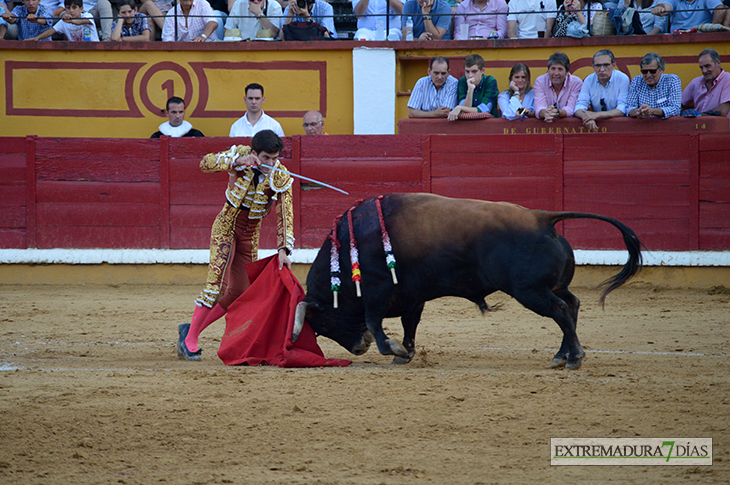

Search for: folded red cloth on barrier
xmin=218 ymin=255 xmax=351 ymax=368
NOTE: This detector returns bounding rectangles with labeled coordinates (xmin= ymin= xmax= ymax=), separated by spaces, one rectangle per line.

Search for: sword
xmin=259 ymin=163 xmax=349 ymax=195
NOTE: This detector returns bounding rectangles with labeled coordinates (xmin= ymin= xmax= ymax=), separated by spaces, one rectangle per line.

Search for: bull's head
xmin=293 ymin=300 xmax=374 ymax=355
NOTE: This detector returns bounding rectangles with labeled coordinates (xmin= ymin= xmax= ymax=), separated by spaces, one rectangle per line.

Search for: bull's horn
xmin=292 ymin=301 xmax=308 ymax=343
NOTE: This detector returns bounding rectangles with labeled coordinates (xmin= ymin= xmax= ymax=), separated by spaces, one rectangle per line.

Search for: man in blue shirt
xmin=401 ymin=0 xmax=452 ymax=40
xmin=574 ymin=50 xmax=630 ymax=132
xmin=1 ymin=0 xmax=54 ymax=40
xmin=651 ymin=0 xmax=724 ymax=31
xmin=282 ymin=0 xmax=338 ymax=38
xmin=627 ymin=52 xmax=681 ymax=119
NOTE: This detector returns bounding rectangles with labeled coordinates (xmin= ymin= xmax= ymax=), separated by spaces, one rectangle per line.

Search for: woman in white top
xmin=498 ymin=63 xmax=535 ymax=120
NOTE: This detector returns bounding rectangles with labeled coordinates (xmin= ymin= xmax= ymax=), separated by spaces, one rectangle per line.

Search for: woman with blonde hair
xmin=498 ymin=63 xmax=535 ymax=120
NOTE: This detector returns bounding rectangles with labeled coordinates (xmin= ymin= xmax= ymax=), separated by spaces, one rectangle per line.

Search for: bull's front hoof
xmin=377 ymin=339 xmax=408 ymax=357
xmin=566 ymin=353 xmax=585 ymax=370
xmin=392 ymin=354 xmax=413 ymax=365
xmin=550 ymin=357 xmax=566 ymax=369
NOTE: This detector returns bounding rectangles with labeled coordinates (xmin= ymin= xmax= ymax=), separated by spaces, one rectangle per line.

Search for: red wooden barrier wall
xmin=1 ymin=133 xmax=729 ymax=252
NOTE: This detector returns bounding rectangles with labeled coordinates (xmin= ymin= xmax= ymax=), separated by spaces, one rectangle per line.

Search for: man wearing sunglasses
xmin=574 ymin=50 xmax=630 ymax=132
xmin=627 ymin=52 xmax=681 ymax=119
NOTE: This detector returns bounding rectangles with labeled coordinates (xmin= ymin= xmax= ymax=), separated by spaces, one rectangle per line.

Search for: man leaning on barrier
xmin=627 ymin=52 xmax=681 ymax=119
xmin=408 ymin=56 xmax=458 ymax=118
xmin=534 ymin=52 xmax=583 ymax=122
xmin=681 ymin=48 xmax=730 ymax=118
xmin=574 ymin=49 xmax=630 ymax=131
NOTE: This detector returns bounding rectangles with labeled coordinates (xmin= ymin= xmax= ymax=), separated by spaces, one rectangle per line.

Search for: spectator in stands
xmin=0 ymin=2 xmax=12 ymax=39
xmin=623 ymin=0 xmax=667 ymax=34
xmin=138 ymin=0 xmax=171 ymax=39
xmin=534 ymin=52 xmax=582 ymax=122
xmin=681 ymin=48 xmax=730 ymax=118
xmin=230 ymin=83 xmax=286 ymax=137
xmin=40 ymin=0 xmax=67 ymax=18
xmin=447 ymin=54 xmax=499 ymax=120
xmin=454 ymin=0 xmax=507 ymax=39
xmin=507 ymin=0 xmax=556 ymax=38
xmin=303 ymin=110 xmax=328 ymax=134
xmin=207 ymin=0 xmax=233 ymax=40
xmin=627 ymin=52 xmax=681 ymax=119
xmin=551 ymin=0 xmax=604 ymax=37
xmin=28 ymin=0 xmax=99 ymax=40
xmin=43 ymin=0 xmax=113 ymax=40
xmin=111 ymin=0 xmax=151 ymax=41
xmin=650 ymin=0 xmax=724 ymax=31
xmin=162 ymin=0 xmax=219 ymax=41
xmin=402 ymin=0 xmax=452 ymax=40
xmin=282 ymin=0 xmax=337 ymax=38
xmin=574 ymin=49 xmax=629 ymax=131
xmin=353 ymin=0 xmax=404 ymax=40
xmin=151 ymin=97 xmax=204 ymax=138
xmin=498 ymin=63 xmax=535 ymax=120
xmin=408 ymin=56 xmax=458 ymax=118
xmin=2 ymin=0 xmax=54 ymax=40
xmin=226 ymin=0 xmax=283 ymax=40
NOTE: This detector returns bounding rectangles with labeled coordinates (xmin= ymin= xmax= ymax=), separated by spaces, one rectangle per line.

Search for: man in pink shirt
xmin=534 ymin=52 xmax=583 ymax=122
xmin=454 ymin=0 xmax=508 ymax=40
xmin=681 ymin=48 xmax=730 ymax=119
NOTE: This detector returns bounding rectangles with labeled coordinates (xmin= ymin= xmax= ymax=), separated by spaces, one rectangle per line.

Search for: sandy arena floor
xmin=1 ymin=281 xmax=729 ymax=484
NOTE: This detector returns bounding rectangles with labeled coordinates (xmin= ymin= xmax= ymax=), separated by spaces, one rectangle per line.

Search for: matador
xmin=177 ymin=130 xmax=294 ymax=361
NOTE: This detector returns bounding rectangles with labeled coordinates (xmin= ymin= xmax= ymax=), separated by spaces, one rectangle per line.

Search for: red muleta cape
xmin=218 ymin=255 xmax=351 ymax=368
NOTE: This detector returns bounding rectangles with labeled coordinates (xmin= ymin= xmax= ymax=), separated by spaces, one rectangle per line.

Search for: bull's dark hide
xmin=298 ymin=193 xmax=642 ymax=370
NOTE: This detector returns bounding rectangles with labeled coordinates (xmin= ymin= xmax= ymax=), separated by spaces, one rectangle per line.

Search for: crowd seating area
xmin=1 ymin=0 xmax=728 ymax=41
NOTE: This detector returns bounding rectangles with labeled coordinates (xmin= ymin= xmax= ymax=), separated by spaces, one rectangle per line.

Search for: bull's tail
xmin=544 ymin=211 xmax=644 ymax=306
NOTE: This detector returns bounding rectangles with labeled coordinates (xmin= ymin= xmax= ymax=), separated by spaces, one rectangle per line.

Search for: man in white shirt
xmin=230 ymin=83 xmax=286 ymax=137
xmin=507 ymin=0 xmax=556 ymax=38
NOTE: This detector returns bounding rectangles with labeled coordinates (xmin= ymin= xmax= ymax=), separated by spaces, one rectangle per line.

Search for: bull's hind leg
xmin=392 ymin=302 xmax=425 ymax=364
xmin=513 ymin=289 xmax=585 ymax=370
xmin=549 ymin=288 xmax=582 ymax=369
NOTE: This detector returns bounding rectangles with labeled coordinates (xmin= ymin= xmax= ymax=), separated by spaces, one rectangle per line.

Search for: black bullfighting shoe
xmin=177 ymin=323 xmax=202 ymax=361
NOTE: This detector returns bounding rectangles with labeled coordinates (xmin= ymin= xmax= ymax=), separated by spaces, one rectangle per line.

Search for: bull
xmin=294 ymin=193 xmax=642 ymax=370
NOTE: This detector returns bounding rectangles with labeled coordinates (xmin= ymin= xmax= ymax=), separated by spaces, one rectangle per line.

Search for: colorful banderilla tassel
xmin=376 ymin=196 xmax=398 ymax=285
xmin=328 ymin=216 xmax=342 ymax=308
xmin=347 ymin=207 xmax=362 ymax=297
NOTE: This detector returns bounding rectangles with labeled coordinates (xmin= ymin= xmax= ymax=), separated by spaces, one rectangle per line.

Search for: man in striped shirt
xmin=407 ymin=56 xmax=459 ymax=118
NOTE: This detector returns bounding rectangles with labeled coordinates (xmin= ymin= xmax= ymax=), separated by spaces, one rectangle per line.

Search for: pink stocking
xmin=185 ymin=304 xmax=226 ymax=352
